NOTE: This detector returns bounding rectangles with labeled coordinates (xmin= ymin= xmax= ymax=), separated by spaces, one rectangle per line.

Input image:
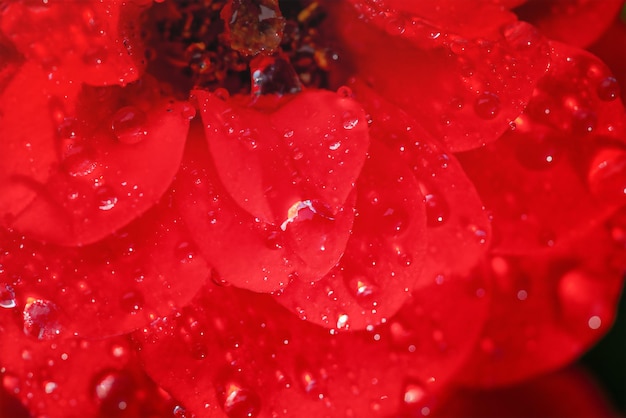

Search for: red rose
xmin=0 ymin=0 xmax=624 ymax=417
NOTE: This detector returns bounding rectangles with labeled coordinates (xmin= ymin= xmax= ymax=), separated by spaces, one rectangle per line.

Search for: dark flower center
xmin=144 ymin=0 xmax=335 ymax=97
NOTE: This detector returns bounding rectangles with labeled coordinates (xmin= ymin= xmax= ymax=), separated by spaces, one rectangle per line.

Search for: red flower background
xmin=0 ymin=0 xmax=625 ymax=417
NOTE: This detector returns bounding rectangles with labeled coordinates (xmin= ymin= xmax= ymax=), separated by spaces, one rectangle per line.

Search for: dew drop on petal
xmin=342 ymin=111 xmax=359 ymax=130
xmin=596 ymin=77 xmax=620 ymax=101
xmin=474 ymin=92 xmax=501 ymax=120
xmin=23 ymin=298 xmax=62 ymax=340
xmin=218 ymin=381 xmax=261 ymax=418
xmin=174 ymin=241 xmax=197 ymax=264
xmin=381 ymin=206 xmax=410 ymax=235
xmin=422 ymin=191 xmax=449 ymax=227
xmin=557 ymin=270 xmax=609 ymax=332
xmin=0 ymin=283 xmax=16 ymax=309
xmin=96 ymin=186 xmax=119 ymax=211
xmin=402 ymin=381 xmax=426 ymax=406
xmin=337 ymin=86 xmax=352 ymax=98
xmin=111 ymin=106 xmax=148 ymax=145
xmin=120 ymin=290 xmax=144 ymax=314
xmin=587 ymin=147 xmax=626 ymax=203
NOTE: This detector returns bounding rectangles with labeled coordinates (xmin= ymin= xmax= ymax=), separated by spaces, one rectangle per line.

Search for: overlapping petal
xmin=324 ymin=0 xmax=551 ymax=151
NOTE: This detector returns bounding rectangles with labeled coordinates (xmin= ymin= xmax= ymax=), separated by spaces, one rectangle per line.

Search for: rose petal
xmin=137 ymin=272 xmax=490 ymax=417
xmin=0 ymin=316 xmax=178 ymax=418
xmin=454 ymin=208 xmax=626 ymax=387
xmin=459 ymin=42 xmax=626 ymax=254
xmin=325 ymin=1 xmax=551 ymax=151
xmin=4 ymin=77 xmax=192 ymax=246
xmin=194 ymin=89 xmax=369 ymax=224
xmin=351 ymin=81 xmax=492 ymax=285
xmin=0 ymin=193 xmax=210 ymax=338
xmin=273 ymin=140 xmax=427 ymax=330
xmin=1 ymin=0 xmax=148 ymax=86
xmin=514 ymin=0 xmax=625 ymax=48
xmin=434 ymin=367 xmax=620 ymax=418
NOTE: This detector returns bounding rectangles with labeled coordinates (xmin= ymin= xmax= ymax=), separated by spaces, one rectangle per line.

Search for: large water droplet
xmin=23 ymin=298 xmax=62 ymax=340
xmin=96 ymin=186 xmax=119 ymax=211
xmin=111 ymin=106 xmax=148 ymax=145
xmin=380 ymin=206 xmax=409 ymax=235
xmin=342 ymin=111 xmax=359 ymax=130
xmin=596 ymin=77 xmax=620 ymax=101
xmin=218 ymin=381 xmax=261 ymax=418
xmin=0 ymin=283 xmax=16 ymax=308
xmin=587 ymin=147 xmax=626 ymax=203
xmin=120 ymin=290 xmax=144 ymax=314
xmin=423 ymin=191 xmax=449 ymax=227
xmin=402 ymin=381 xmax=426 ymax=405
xmin=474 ymin=92 xmax=501 ymax=120
xmin=557 ymin=270 xmax=609 ymax=333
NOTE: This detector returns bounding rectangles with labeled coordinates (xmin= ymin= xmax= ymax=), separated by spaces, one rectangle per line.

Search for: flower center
xmin=144 ymin=0 xmax=335 ymax=97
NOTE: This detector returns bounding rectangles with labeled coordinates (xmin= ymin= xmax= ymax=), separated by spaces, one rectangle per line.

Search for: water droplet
xmin=502 ymin=21 xmax=540 ymax=50
xmin=218 ymin=381 xmax=261 ymax=418
xmin=336 ymin=313 xmax=350 ymax=330
xmin=385 ymin=16 xmax=406 ymax=35
xmin=280 ymin=200 xmax=332 ymax=232
xmin=423 ymin=191 xmax=449 ymax=227
xmin=96 ymin=186 xmax=118 ymax=211
xmin=597 ymin=77 xmax=620 ymax=101
xmin=92 ymin=369 xmax=134 ymax=413
xmin=587 ymin=147 xmax=626 ymax=203
xmin=214 ymin=88 xmax=231 ymax=101
xmin=572 ymin=108 xmax=597 ymax=134
xmin=474 ymin=92 xmax=501 ymax=120
xmin=0 ymin=283 xmax=16 ymax=309
xmin=190 ymin=342 xmax=209 ymax=360
xmin=402 ymin=381 xmax=426 ymax=405
xmin=63 ymin=151 xmax=99 ymax=178
xmin=23 ymin=298 xmax=62 ymax=340
xmin=342 ymin=112 xmax=359 ymax=130
xmin=2 ymin=373 xmax=20 ymax=394
xmin=557 ymin=270 xmax=609 ymax=332
xmin=238 ymin=128 xmax=259 ymax=150
xmin=264 ymin=229 xmax=284 ymax=250
xmin=174 ymin=241 xmax=197 ymax=263
xmin=111 ymin=106 xmax=148 ymax=145
xmin=82 ymin=45 xmax=108 ymax=66
xmin=120 ymin=290 xmax=144 ymax=314
xmin=380 ymin=206 xmax=409 ymax=235
xmin=337 ymin=86 xmax=352 ymax=98
xmin=173 ymin=405 xmax=190 ymax=418
xmin=182 ymin=103 xmax=196 ymax=120
xmin=515 ymin=133 xmax=561 ymax=170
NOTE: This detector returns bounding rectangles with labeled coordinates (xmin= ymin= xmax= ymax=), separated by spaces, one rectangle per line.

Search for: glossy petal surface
xmin=325 ymin=1 xmax=551 ymax=151
xmin=1 ymin=0 xmax=148 ymax=86
xmin=0 ymin=195 xmax=210 ymax=338
xmin=274 ymin=141 xmax=427 ymax=330
xmin=3 ymin=77 xmax=192 ymax=246
xmin=138 ymin=273 xmax=490 ymax=418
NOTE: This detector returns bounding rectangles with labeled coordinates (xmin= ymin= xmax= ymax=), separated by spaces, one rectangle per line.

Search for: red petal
xmin=0 ymin=194 xmax=210 ymax=338
xmin=590 ymin=17 xmax=626 ymax=104
xmin=0 ymin=316 xmax=178 ymax=418
xmin=0 ymin=63 xmax=74 ymax=224
xmin=325 ymin=1 xmax=551 ymax=151
xmin=273 ymin=140 xmax=427 ymax=330
xmin=173 ymin=123 xmax=300 ymax=292
xmin=1 ymin=0 xmax=148 ymax=86
xmin=137 ymin=274 xmax=489 ymax=417
xmin=4 ymin=77 xmax=192 ymax=246
xmin=351 ymin=81 xmax=492 ymax=285
xmin=454 ymin=209 xmax=626 ymax=387
xmin=459 ymin=42 xmax=626 ymax=254
xmin=434 ymin=368 xmax=620 ymax=418
xmin=515 ymin=0 xmax=625 ymax=48
xmin=194 ymin=89 xmax=369 ymax=224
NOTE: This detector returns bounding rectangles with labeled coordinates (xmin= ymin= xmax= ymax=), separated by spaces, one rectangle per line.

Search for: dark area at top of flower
xmin=145 ymin=0 xmax=332 ymax=96
xmin=0 ymin=0 xmax=625 ymax=417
